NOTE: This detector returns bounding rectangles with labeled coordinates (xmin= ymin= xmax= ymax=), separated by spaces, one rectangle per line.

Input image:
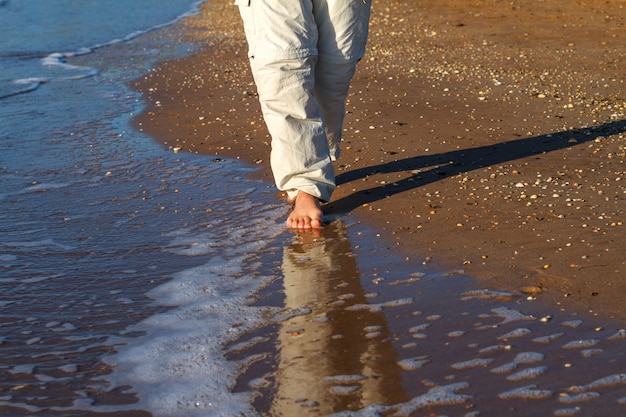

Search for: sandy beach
xmin=133 ymin=0 xmax=625 ymax=321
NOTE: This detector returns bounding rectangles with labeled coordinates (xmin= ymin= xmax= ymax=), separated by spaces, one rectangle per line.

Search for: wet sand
xmin=132 ymin=0 xmax=625 ymax=321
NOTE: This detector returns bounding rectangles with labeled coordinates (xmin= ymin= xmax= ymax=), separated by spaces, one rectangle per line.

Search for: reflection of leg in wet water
xmin=274 ymin=223 xmax=407 ymax=414
xmin=232 ymin=222 xmax=407 ymax=415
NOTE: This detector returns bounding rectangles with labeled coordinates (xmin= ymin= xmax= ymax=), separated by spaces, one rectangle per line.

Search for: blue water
xmin=0 ymin=1 xmax=287 ymax=414
xmin=2 ymin=1 xmax=626 ymax=416
xmin=0 ymin=0 xmax=202 ymax=99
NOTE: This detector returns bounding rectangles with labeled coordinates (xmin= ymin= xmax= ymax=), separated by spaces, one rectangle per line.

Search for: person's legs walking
xmin=313 ymin=0 xmax=371 ymax=160
xmin=236 ymin=0 xmax=371 ymax=228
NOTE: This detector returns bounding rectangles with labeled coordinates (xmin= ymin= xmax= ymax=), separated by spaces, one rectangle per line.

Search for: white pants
xmin=235 ymin=0 xmax=371 ymax=201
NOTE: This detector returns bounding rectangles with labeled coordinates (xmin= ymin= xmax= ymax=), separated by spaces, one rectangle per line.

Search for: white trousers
xmin=235 ymin=0 xmax=371 ymax=201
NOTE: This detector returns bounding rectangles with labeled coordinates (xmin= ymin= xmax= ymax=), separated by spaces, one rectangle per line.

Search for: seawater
xmin=0 ymin=0 xmax=205 ymax=100
xmin=2 ymin=1 xmax=626 ymax=416
xmin=0 ymin=1 xmax=286 ymax=415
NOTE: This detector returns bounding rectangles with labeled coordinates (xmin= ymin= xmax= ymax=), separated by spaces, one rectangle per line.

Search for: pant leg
xmin=313 ymin=0 xmax=372 ymax=160
xmin=236 ymin=0 xmax=334 ymax=202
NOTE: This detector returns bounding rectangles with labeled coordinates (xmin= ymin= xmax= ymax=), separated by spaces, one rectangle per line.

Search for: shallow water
xmin=0 ymin=1 xmax=287 ymax=414
xmin=1 ymin=1 xmax=625 ymax=416
xmin=227 ymin=224 xmax=626 ymax=416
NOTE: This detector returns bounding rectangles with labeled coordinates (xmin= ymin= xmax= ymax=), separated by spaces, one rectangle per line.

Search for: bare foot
xmin=286 ymin=191 xmax=324 ymax=229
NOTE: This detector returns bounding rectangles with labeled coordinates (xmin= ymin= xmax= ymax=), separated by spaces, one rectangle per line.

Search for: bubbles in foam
xmin=409 ymin=323 xmax=431 ymax=333
xmin=346 ymin=297 xmax=413 ymax=312
xmin=163 ymin=233 xmax=220 ymax=256
xmin=60 ymin=364 xmax=78 ymax=373
xmin=387 ymin=383 xmax=472 ymax=417
xmin=533 ymin=332 xmax=565 ymax=344
xmin=9 ymin=364 xmax=35 ymax=375
xmin=331 ymin=385 xmax=362 ymax=395
xmin=328 ymin=383 xmax=471 ymax=417
xmin=83 ymin=194 xmax=287 ymax=416
xmin=225 ymin=336 xmax=269 ymax=355
xmin=323 ymin=375 xmax=368 ymax=384
xmin=271 ymin=308 xmax=313 ymax=323
xmin=497 ymin=327 xmax=532 ymax=340
xmin=247 ymin=375 xmax=272 ymax=390
xmin=338 ymin=293 xmax=357 ymax=300
xmin=479 ymin=344 xmax=512 ymax=354
xmin=513 ymin=351 xmax=545 ymax=364
xmin=561 ymin=320 xmax=584 ymax=328
xmin=607 ymin=329 xmax=626 ymax=341
xmin=553 ymin=408 xmax=583 ymax=416
xmin=451 ymin=358 xmax=495 ymax=370
xmin=364 ymin=325 xmax=384 ymax=333
xmin=490 ymin=306 xmax=536 ymax=326
xmin=562 ymin=339 xmax=601 ymax=350
xmin=568 ymin=374 xmax=626 ymax=393
xmin=397 ymin=356 xmax=430 ymax=371
xmin=498 ymin=385 xmax=554 ymax=400
xmin=581 ymin=349 xmax=603 ymax=358
xmin=506 ymin=366 xmax=548 ymax=381
xmin=491 ymin=352 xmax=544 ymax=374
xmin=558 ymin=392 xmax=601 ymax=404
xmin=461 ymin=289 xmax=518 ymax=300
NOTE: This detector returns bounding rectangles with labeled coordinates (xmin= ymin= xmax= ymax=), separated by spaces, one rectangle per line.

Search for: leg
xmin=237 ymin=0 xmax=334 ymax=203
xmin=237 ymin=1 xmax=333 ymax=228
xmin=313 ymin=0 xmax=372 ymax=160
xmin=250 ymin=54 xmax=334 ymax=203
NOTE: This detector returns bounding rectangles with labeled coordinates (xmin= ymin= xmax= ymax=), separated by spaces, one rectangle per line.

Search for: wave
xmin=0 ymin=0 xmax=205 ymax=100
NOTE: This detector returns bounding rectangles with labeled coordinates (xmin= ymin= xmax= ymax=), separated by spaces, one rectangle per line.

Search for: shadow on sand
xmin=330 ymin=119 xmax=626 ymax=213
